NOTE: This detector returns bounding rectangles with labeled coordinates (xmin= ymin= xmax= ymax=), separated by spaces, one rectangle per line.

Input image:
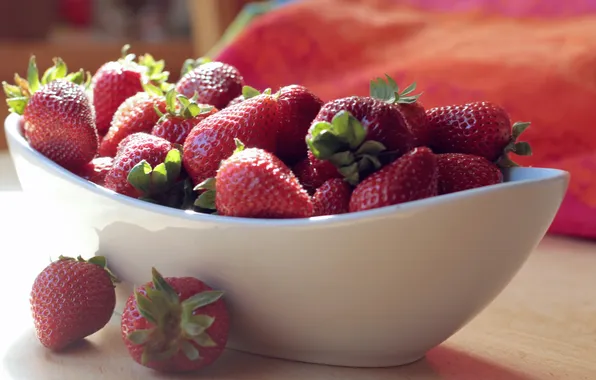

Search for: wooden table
xmin=0 ymin=155 xmax=594 ymax=379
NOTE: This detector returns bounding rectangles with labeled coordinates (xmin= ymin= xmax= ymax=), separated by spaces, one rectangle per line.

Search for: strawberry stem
xmin=496 ymin=121 xmax=532 ymax=168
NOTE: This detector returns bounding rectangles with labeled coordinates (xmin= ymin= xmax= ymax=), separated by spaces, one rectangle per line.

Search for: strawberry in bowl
xmin=3 ymin=55 xmax=568 ymax=368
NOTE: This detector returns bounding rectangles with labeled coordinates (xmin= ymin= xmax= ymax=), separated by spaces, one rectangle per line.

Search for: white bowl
xmin=5 ymin=112 xmax=569 ymax=367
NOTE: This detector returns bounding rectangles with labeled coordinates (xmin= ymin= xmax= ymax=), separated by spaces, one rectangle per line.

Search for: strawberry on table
xmin=437 ymin=153 xmax=503 ymax=195
xmin=30 ymin=255 xmax=117 ymax=351
xmin=349 ymin=146 xmax=438 ymax=212
xmin=3 ymin=56 xmax=98 ymax=172
xmin=91 ymin=45 xmax=170 ymax=135
xmin=426 ymin=101 xmax=532 ymax=166
xmin=76 ymin=156 xmax=114 ymax=186
xmin=151 ymin=89 xmax=217 ymax=145
xmin=121 ymin=268 xmax=229 ymax=373
xmin=312 ymin=178 xmax=352 ymax=216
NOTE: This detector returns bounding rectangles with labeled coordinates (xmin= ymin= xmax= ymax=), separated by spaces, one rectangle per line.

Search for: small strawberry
xmin=183 ymin=93 xmax=279 ymax=186
xmin=436 ymin=153 xmax=503 ymax=195
xmin=99 ymin=91 xmax=167 ymax=157
xmin=195 ymin=139 xmax=313 ymax=218
xmin=121 ymin=268 xmax=229 ymax=373
xmin=151 ymin=89 xmax=217 ymax=145
xmin=91 ymin=45 xmax=170 ymax=135
xmin=30 ymin=255 xmax=117 ymax=351
xmin=104 ymin=133 xmax=181 ymax=198
xmin=370 ymin=75 xmax=431 ymax=146
xmin=292 ymin=152 xmax=342 ymax=194
xmin=312 ymin=178 xmax=352 ymax=216
xmin=3 ymin=56 xmax=98 ymax=172
xmin=349 ymin=146 xmax=438 ymax=212
xmin=77 ymin=156 xmax=114 ymax=186
xmin=175 ymin=59 xmax=244 ymax=109
xmin=426 ymin=101 xmax=532 ymax=166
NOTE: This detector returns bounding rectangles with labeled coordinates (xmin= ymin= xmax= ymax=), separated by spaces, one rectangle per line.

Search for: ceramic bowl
xmin=4 ymin=112 xmax=569 ymax=367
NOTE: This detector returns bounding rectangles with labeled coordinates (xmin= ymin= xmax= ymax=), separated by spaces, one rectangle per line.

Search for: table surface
xmin=0 ymin=155 xmax=595 ymax=380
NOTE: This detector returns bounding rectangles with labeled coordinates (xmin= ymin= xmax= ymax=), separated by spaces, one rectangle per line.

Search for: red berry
xmin=436 ymin=153 xmax=503 ymax=194
xmin=312 ymin=178 xmax=352 ymax=216
xmin=77 ymin=156 xmax=114 ymax=186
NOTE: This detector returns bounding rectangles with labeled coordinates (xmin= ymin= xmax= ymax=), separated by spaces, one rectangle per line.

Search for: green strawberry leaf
xmin=194 ymin=189 xmax=216 ymax=210
xmin=164 ymin=148 xmax=182 ymax=183
xmin=180 ymin=56 xmax=211 ymax=78
xmin=127 ymin=160 xmax=153 ymax=195
xmin=242 ymin=85 xmax=261 ymax=99
xmin=194 ymin=177 xmax=216 ymax=191
xmin=27 ymin=56 xmax=40 ymax=93
xmin=369 ymin=74 xmax=422 ymax=104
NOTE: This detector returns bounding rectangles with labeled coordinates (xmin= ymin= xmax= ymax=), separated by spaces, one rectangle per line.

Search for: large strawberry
xmin=196 ymin=140 xmax=313 ymax=218
xmin=77 ymin=156 xmax=114 ymax=186
xmin=91 ymin=45 xmax=169 ymax=135
xmin=183 ymin=93 xmax=279 ymax=186
xmin=3 ymin=56 xmax=98 ymax=171
xmin=349 ymin=146 xmax=438 ymax=212
xmin=370 ymin=75 xmax=431 ymax=147
xmin=151 ymin=89 xmax=217 ymax=145
xmin=175 ymin=59 xmax=244 ymax=109
xmin=306 ymin=98 xmax=415 ymax=186
xmin=121 ymin=268 xmax=229 ymax=373
xmin=30 ymin=255 xmax=117 ymax=350
xmin=99 ymin=91 xmax=167 ymax=157
xmin=426 ymin=101 xmax=532 ymax=166
xmin=436 ymin=153 xmax=503 ymax=195
xmin=312 ymin=178 xmax=352 ymax=216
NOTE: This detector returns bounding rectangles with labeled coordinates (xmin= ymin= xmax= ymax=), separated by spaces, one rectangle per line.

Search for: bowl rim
xmin=4 ymin=112 xmax=570 ymax=228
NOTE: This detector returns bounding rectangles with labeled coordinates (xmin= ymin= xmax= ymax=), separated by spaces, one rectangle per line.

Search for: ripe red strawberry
xmin=91 ymin=45 xmax=169 ymax=135
xmin=197 ymin=140 xmax=313 ymax=218
xmin=349 ymin=146 xmax=438 ymax=212
xmin=151 ymin=89 xmax=218 ymax=145
xmin=370 ymin=76 xmax=431 ymax=147
xmin=226 ymin=94 xmax=245 ymax=108
xmin=121 ymin=268 xmax=229 ymax=373
xmin=312 ymin=178 xmax=352 ymax=216
xmin=183 ymin=93 xmax=279 ymax=186
xmin=104 ymin=133 xmax=180 ymax=198
xmin=99 ymin=91 xmax=167 ymax=157
xmin=426 ymin=101 xmax=532 ymax=165
xmin=77 ymin=156 xmax=114 ymax=186
xmin=292 ymin=152 xmax=342 ymax=194
xmin=3 ymin=57 xmax=98 ymax=171
xmin=436 ymin=153 xmax=503 ymax=195
xmin=30 ymin=255 xmax=117 ymax=350
xmin=175 ymin=60 xmax=244 ymax=109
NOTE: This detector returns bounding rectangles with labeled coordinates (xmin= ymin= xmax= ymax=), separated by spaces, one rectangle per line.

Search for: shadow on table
xmin=3 ymin=324 xmax=535 ymax=380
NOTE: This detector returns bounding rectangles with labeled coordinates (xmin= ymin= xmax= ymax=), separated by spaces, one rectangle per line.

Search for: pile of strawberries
xmin=3 ymin=46 xmax=532 ymax=219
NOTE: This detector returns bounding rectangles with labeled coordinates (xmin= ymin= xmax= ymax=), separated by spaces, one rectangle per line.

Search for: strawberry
xmin=99 ymin=91 xmax=167 ymax=157
xmin=104 ymin=133 xmax=181 ymax=199
xmin=312 ymin=178 xmax=352 ymax=216
xmin=175 ymin=59 xmax=244 ymax=109
xmin=151 ymin=89 xmax=217 ymax=145
xmin=30 ymin=255 xmax=117 ymax=350
xmin=91 ymin=45 xmax=169 ymax=135
xmin=121 ymin=268 xmax=229 ymax=373
xmin=426 ymin=101 xmax=532 ymax=165
xmin=349 ymin=146 xmax=438 ymax=212
xmin=226 ymin=94 xmax=245 ymax=108
xmin=195 ymin=140 xmax=313 ymax=218
xmin=306 ymin=99 xmax=415 ymax=186
xmin=436 ymin=153 xmax=503 ymax=195
xmin=3 ymin=56 xmax=98 ymax=172
xmin=292 ymin=152 xmax=342 ymax=194
xmin=183 ymin=93 xmax=279 ymax=186
xmin=77 ymin=156 xmax=114 ymax=186
xmin=370 ymin=75 xmax=431 ymax=147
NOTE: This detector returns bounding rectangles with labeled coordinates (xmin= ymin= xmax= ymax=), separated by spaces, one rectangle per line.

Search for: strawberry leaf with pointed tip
xmin=370 ymin=74 xmax=422 ymax=104
xmin=242 ymin=85 xmax=261 ymax=99
xmin=497 ymin=121 xmax=533 ymax=168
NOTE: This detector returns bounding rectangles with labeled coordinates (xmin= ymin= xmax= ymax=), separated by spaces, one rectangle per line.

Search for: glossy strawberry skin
xmin=183 ymin=94 xmax=278 ymax=186
xmin=99 ymin=92 xmax=167 ymax=157
xmin=399 ymin=101 xmax=431 ymax=147
xmin=23 ymin=79 xmax=98 ymax=172
xmin=121 ymin=277 xmax=229 ymax=372
xmin=91 ymin=61 xmax=144 ymax=135
xmin=226 ymin=95 xmax=244 ymax=108
xmin=76 ymin=156 xmax=114 ymax=186
xmin=175 ymin=62 xmax=244 ymax=109
xmin=349 ymin=147 xmax=438 ymax=212
xmin=30 ymin=259 xmax=116 ymax=351
xmin=104 ymin=133 xmax=174 ymax=197
xmin=312 ymin=178 xmax=352 ymax=216
xmin=151 ymin=107 xmax=218 ymax=145
xmin=436 ymin=153 xmax=503 ymax=195
xmin=216 ymin=147 xmax=314 ymax=218
xmin=427 ymin=101 xmax=512 ymax=162
xmin=275 ymin=85 xmax=323 ymax=165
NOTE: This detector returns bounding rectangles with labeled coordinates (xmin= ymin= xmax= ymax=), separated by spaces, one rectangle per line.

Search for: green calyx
xmin=496 ymin=121 xmax=533 ymax=168
xmin=180 ymin=56 xmax=212 ymax=78
xmin=242 ymin=85 xmax=272 ymax=100
xmin=2 ymin=55 xmax=91 ymax=115
xmin=127 ymin=148 xmax=182 ymax=199
xmin=57 ymin=255 xmax=119 ymax=284
xmin=127 ymin=268 xmax=224 ymax=365
xmin=306 ymin=111 xmax=387 ymax=185
xmin=119 ymin=45 xmax=172 ymax=96
xmin=370 ymin=74 xmax=421 ymax=105
xmin=155 ymin=88 xmax=214 ymax=122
